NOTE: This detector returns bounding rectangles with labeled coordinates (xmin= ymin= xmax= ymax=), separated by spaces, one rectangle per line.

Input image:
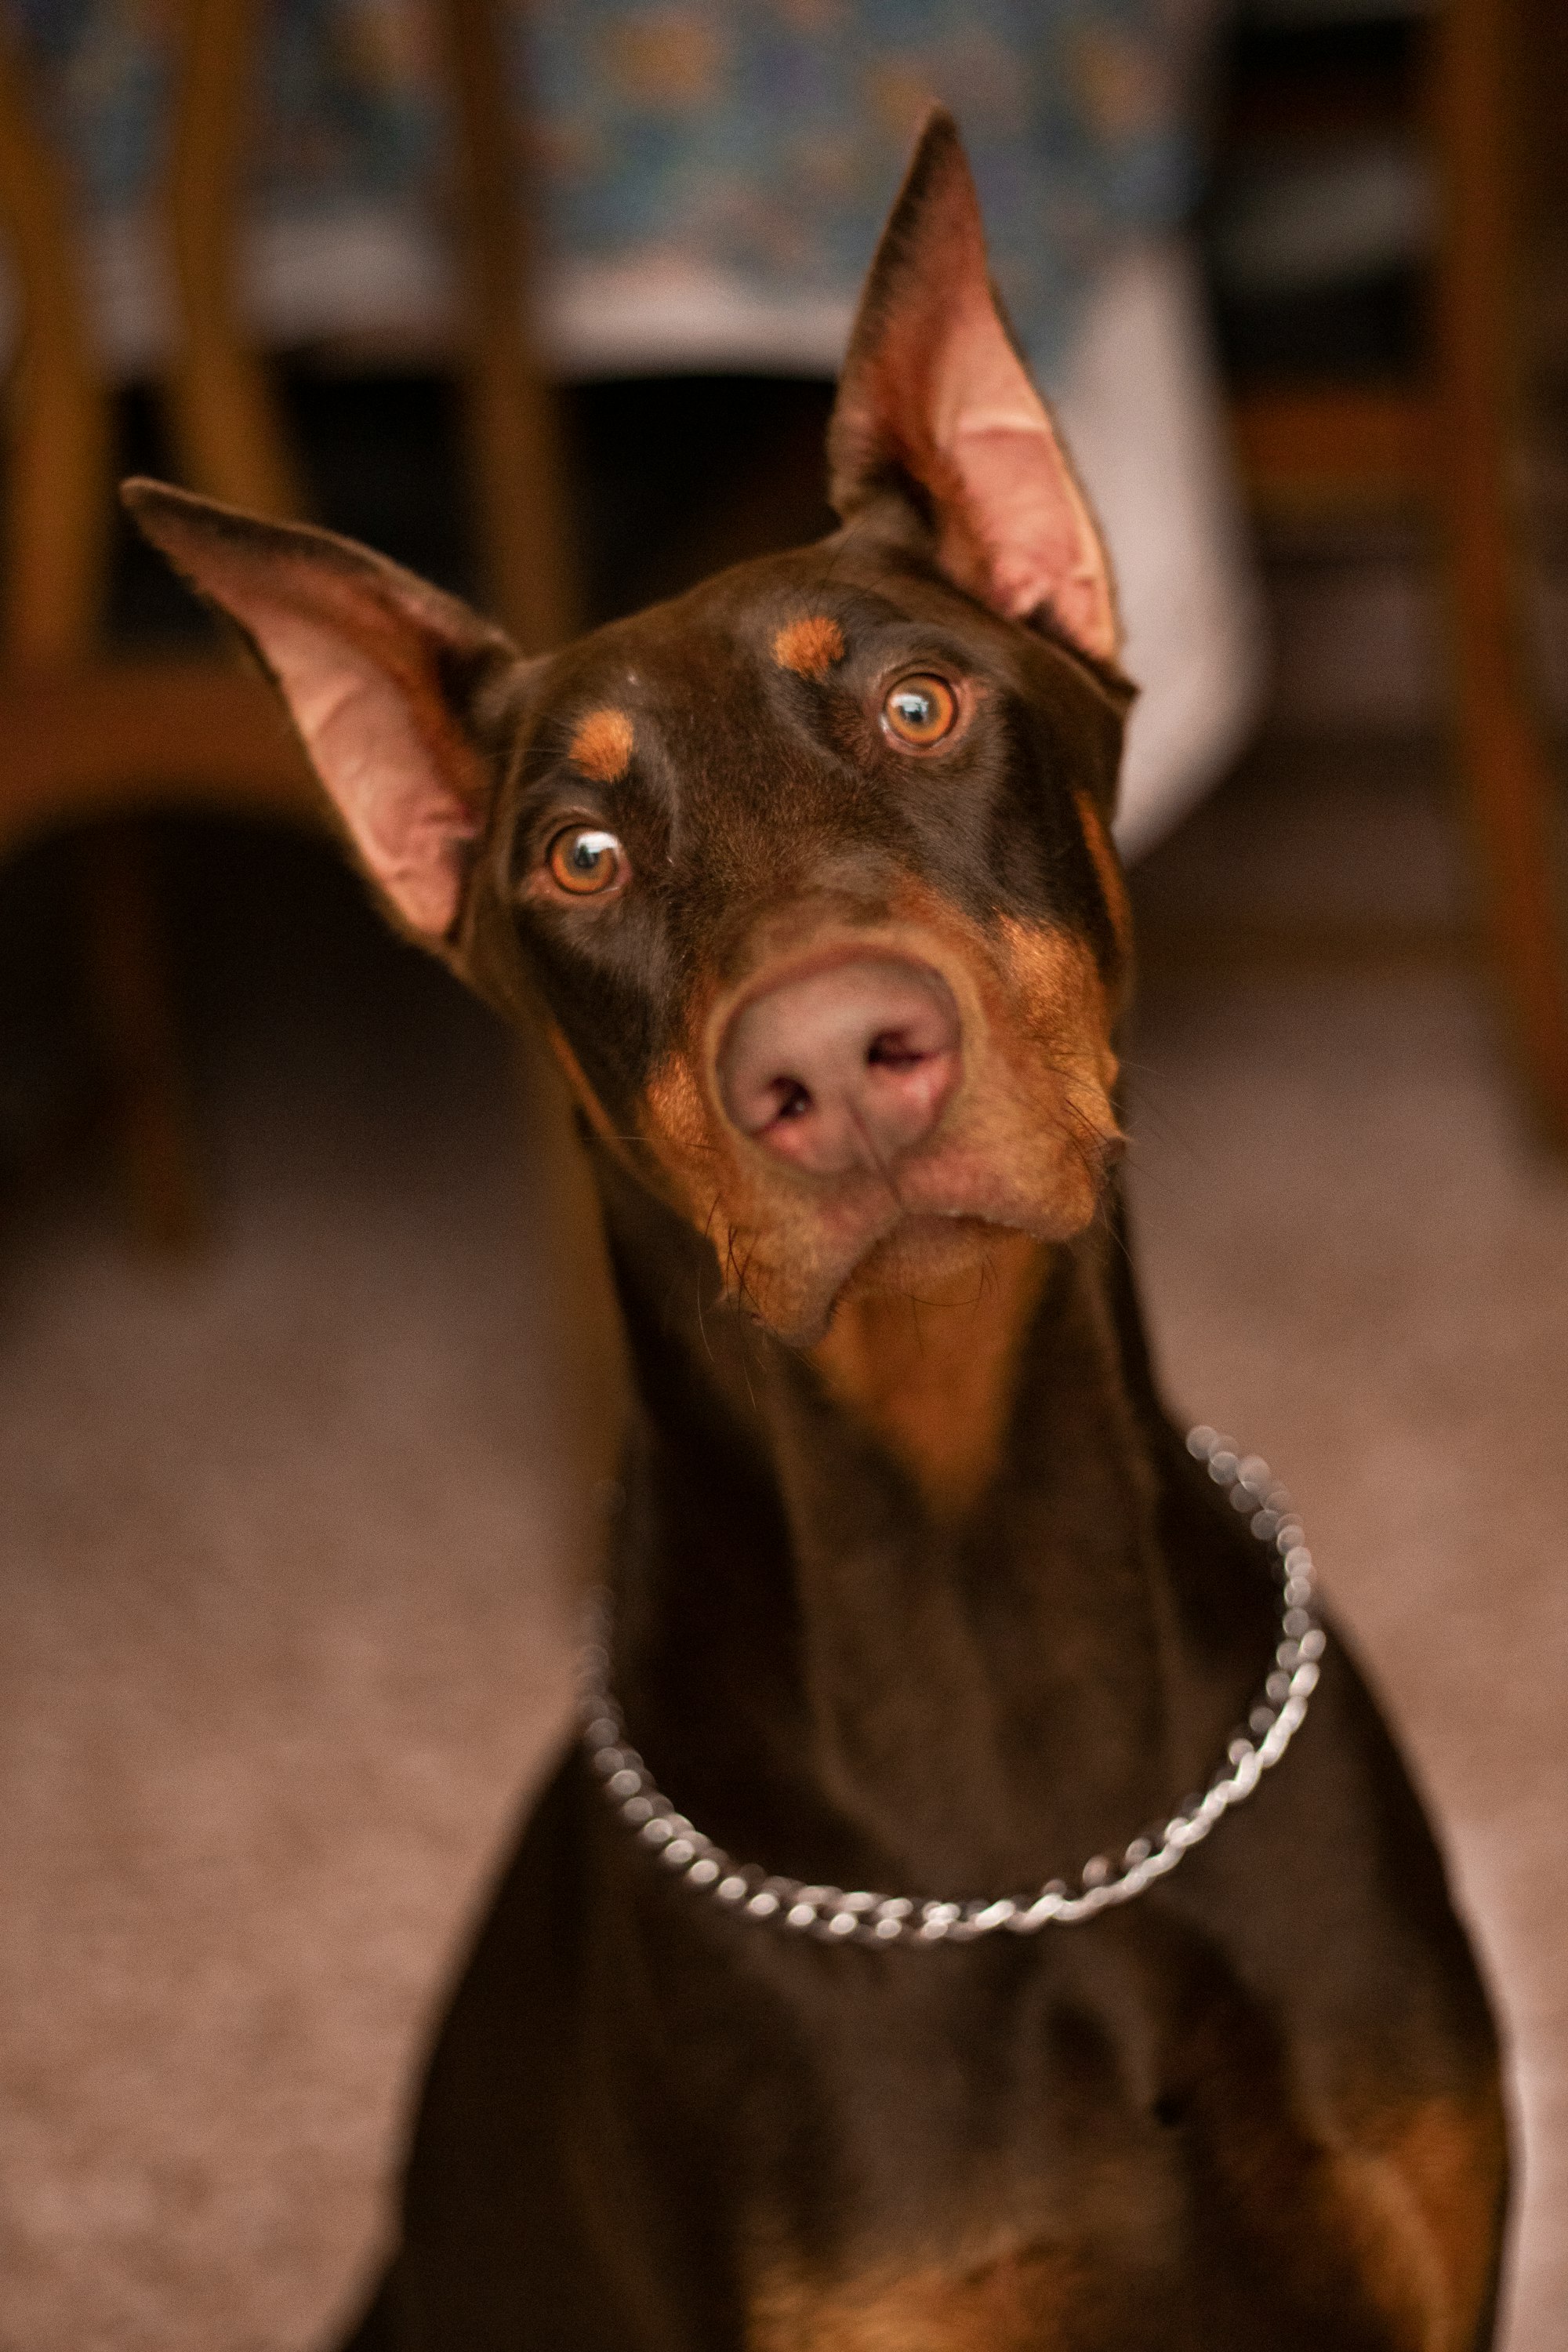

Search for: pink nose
xmin=717 ymin=957 xmax=961 ymax=1174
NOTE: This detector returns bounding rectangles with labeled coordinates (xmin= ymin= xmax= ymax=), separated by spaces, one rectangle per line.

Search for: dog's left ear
xmin=122 ymin=479 xmax=520 ymax=942
xmin=828 ymin=109 xmax=1119 ymax=668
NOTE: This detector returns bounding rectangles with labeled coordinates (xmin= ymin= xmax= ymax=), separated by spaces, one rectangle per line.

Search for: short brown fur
xmin=811 ymin=1229 xmax=1051 ymax=1516
xmin=1073 ymin=788 xmax=1132 ymax=967
xmin=750 ymin=2239 xmax=1080 ymax=2352
xmin=568 ymin=704 xmax=635 ymax=782
xmin=1331 ymin=2093 xmax=1509 ymax=2350
xmin=771 ymin=613 xmax=847 ymax=678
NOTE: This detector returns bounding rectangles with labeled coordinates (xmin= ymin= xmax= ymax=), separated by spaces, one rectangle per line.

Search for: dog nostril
xmin=866 ymin=1029 xmax=925 ymax=1071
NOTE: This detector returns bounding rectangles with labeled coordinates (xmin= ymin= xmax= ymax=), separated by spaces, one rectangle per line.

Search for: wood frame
xmin=0 ymin=0 xmax=583 ymax=1239
xmin=439 ymin=0 xmax=577 ymax=652
xmin=1431 ymin=0 xmax=1568 ymax=1141
xmin=0 ymin=3 xmax=317 ymax=1242
xmin=1229 ymin=0 xmax=1568 ymax=1145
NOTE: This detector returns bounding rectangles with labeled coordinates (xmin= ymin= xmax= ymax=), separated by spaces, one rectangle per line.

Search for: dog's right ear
xmin=122 ymin=480 xmax=521 ymax=942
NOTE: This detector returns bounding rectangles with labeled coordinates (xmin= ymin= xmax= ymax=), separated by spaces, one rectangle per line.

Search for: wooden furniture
xmin=0 ymin=1 xmax=306 ymax=1241
xmin=1226 ymin=0 xmax=1568 ymax=1145
xmin=0 ymin=0 xmax=574 ymax=1238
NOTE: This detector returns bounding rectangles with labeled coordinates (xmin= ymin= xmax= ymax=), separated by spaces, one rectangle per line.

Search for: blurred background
xmin=0 ymin=2 xmax=1565 ymax=2347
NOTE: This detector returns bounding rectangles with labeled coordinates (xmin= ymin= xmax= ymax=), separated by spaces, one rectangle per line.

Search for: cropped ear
xmin=828 ymin=110 xmax=1119 ymax=668
xmin=122 ymin=479 xmax=521 ymax=939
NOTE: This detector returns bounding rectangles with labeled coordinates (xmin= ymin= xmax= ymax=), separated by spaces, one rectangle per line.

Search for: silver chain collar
xmin=579 ymin=1427 xmax=1324 ymax=1947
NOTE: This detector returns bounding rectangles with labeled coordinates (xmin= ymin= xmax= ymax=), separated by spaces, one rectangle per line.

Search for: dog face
xmin=467 ymin=537 xmax=1129 ymax=1346
xmin=127 ymin=112 xmax=1131 ymax=1350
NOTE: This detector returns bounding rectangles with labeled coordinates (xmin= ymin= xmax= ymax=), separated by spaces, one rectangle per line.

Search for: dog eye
xmin=881 ymin=673 xmax=957 ymax=747
xmin=546 ymin=825 xmax=626 ymax=896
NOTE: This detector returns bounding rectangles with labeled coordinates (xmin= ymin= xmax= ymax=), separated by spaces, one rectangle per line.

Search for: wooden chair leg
xmin=78 ymin=824 xmax=205 ymax=1247
xmin=163 ymin=0 xmax=306 ymax=520
xmin=1443 ymin=574 xmax=1568 ymax=1144
xmin=1432 ymin=0 xmax=1568 ymax=1145
xmin=438 ymin=0 xmax=579 ymax=654
xmin=3 ymin=26 xmax=222 ymax=1238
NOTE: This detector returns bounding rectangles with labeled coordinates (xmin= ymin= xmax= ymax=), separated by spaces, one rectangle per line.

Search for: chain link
xmin=579 ymin=1427 xmax=1324 ymax=1947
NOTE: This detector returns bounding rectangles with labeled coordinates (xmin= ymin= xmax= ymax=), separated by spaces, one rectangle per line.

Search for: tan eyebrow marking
xmin=771 ymin=615 xmax=845 ymax=678
xmin=568 ymin=706 xmax=635 ymax=782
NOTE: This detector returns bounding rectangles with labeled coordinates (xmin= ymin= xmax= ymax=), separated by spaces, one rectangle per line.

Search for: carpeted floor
xmin=1 ymin=755 xmax=1564 ymax=2349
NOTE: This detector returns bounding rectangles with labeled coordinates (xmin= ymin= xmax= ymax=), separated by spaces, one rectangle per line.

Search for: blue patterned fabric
xmin=527 ymin=1 xmax=1206 ymax=366
xmin=5 ymin=0 xmax=1208 ymax=371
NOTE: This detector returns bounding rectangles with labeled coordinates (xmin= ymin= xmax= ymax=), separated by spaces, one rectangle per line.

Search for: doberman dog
xmin=129 ymin=111 xmax=1507 ymax=2352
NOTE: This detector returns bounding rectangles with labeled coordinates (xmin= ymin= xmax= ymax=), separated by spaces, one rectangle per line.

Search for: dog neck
xmin=593 ymin=1154 xmax=1232 ymax=1901
xmin=806 ymin=1227 xmax=1054 ymax=1523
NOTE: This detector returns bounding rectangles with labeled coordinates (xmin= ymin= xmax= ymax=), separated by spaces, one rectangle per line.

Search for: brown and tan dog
xmin=128 ymin=112 xmax=1507 ymax=2352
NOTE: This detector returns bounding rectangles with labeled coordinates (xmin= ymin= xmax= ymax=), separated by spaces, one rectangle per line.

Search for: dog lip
xmin=756 ymin=1209 xmax=1042 ymax=1350
xmin=735 ymin=1152 xmax=1105 ymax=1347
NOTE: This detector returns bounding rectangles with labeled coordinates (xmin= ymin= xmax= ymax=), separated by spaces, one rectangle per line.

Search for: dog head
xmin=127 ymin=113 xmax=1132 ymax=1351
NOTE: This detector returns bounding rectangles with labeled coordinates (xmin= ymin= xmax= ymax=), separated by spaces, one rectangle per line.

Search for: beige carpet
xmin=1 ymin=773 xmax=1564 ymax=2349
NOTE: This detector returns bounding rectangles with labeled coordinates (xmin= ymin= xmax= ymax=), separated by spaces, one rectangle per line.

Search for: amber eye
xmin=881 ymin=673 xmax=958 ymax=747
xmin=546 ymin=825 xmax=626 ymax=896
